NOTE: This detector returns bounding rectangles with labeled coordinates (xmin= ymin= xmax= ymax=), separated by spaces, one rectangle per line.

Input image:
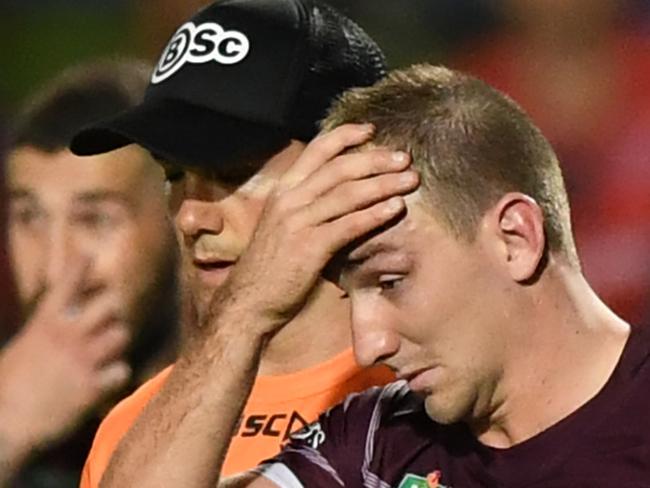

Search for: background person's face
xmin=6 ymin=145 xmax=176 ymax=330
xmin=164 ymin=141 xmax=305 ymax=313
xmin=340 ymin=200 xmax=512 ymax=425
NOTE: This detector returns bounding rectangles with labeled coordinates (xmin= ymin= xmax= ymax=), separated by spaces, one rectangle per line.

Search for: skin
xmin=99 ymin=124 xmax=418 ymax=487
xmin=0 ymin=145 xmax=176 ymax=485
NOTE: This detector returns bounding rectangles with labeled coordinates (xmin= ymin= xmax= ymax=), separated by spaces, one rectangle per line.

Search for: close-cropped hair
xmin=322 ymin=63 xmax=579 ymax=267
xmin=9 ymin=58 xmax=151 ymax=152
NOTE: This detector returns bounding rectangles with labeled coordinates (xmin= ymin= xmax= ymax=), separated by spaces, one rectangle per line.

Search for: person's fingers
xmin=280 ymin=124 xmax=374 ymax=188
xmin=320 ymin=196 xmax=407 ymax=254
xmin=86 ymin=322 xmax=130 ymax=366
xmin=288 ymin=149 xmax=410 ymax=208
xmin=72 ymin=292 xmax=122 ymax=336
xmin=94 ymin=361 xmax=131 ymax=394
xmin=298 ymin=169 xmax=419 ymax=227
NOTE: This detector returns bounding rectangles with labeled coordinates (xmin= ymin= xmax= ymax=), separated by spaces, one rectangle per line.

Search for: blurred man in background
xmin=0 ymin=59 xmax=179 ymax=488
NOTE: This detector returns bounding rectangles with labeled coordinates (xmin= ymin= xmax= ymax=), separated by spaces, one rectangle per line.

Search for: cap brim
xmin=70 ymin=98 xmax=290 ymax=168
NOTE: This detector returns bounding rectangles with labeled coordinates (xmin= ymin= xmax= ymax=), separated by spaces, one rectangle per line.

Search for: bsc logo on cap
xmin=152 ymin=21 xmax=250 ymax=84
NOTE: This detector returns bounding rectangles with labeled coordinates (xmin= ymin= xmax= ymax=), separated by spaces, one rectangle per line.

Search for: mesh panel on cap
xmin=288 ymin=0 xmax=387 ymax=140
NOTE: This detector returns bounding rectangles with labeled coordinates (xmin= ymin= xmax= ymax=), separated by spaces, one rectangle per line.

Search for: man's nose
xmin=45 ymin=222 xmax=82 ymax=287
xmin=175 ymin=200 xmax=224 ymax=242
xmin=351 ymin=304 xmax=400 ymax=368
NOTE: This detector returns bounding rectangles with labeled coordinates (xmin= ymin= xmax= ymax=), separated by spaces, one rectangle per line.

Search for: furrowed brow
xmin=343 ymin=241 xmax=400 ymax=270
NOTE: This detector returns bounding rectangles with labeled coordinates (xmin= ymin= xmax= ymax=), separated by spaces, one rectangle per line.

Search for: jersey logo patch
xmin=234 ymin=410 xmax=310 ymax=440
xmin=397 ymin=471 xmax=449 ymax=488
xmin=152 ymin=21 xmax=250 ymax=83
xmin=288 ymin=421 xmax=326 ymax=448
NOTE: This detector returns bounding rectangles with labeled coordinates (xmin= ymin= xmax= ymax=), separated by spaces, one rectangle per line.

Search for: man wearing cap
xmin=70 ymin=1 xmax=395 ymax=486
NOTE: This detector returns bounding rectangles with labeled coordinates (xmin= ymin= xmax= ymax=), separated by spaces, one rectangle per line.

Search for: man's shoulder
xmin=85 ymin=365 xmax=174 ymax=475
xmin=108 ymin=365 xmax=173 ymax=425
xmin=81 ymin=365 xmax=174 ymax=487
xmin=289 ymin=380 xmax=426 ymax=451
xmin=324 ymin=380 xmax=417 ymax=422
xmin=265 ymin=382 xmax=457 ymax=487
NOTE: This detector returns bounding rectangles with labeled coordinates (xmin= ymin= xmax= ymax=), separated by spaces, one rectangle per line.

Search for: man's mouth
xmin=396 ymin=367 xmax=438 ymax=394
xmin=191 ymin=258 xmax=237 ymax=286
xmin=193 ymin=258 xmax=236 ymax=271
xmin=397 ymin=367 xmax=429 ymax=383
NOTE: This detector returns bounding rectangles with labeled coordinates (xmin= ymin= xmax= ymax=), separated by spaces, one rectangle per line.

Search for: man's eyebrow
xmin=7 ymin=188 xmax=35 ymax=200
xmin=343 ymin=241 xmax=400 ymax=269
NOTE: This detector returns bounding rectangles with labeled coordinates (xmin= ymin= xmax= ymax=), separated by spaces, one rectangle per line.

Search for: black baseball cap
xmin=70 ymin=0 xmax=386 ymax=167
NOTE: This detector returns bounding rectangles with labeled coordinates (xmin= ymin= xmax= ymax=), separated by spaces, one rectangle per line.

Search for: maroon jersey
xmin=260 ymin=324 xmax=650 ymax=487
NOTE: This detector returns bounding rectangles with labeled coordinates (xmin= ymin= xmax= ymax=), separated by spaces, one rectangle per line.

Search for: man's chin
xmin=423 ymin=393 xmax=468 ymax=426
xmin=188 ymin=275 xmax=231 ymax=308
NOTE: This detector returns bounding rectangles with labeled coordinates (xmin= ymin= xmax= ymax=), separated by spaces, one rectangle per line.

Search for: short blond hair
xmin=322 ymin=64 xmax=578 ymax=267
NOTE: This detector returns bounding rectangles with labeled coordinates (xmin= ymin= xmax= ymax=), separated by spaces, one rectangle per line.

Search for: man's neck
xmin=473 ymin=266 xmax=630 ymax=448
xmin=258 ymin=280 xmax=352 ymax=376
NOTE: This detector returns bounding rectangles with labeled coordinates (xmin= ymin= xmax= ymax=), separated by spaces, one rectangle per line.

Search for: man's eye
xmin=15 ymin=208 xmax=38 ymax=224
xmin=76 ymin=212 xmax=113 ymax=229
xmin=378 ymin=275 xmax=404 ymax=291
xmin=10 ymin=205 xmax=44 ymax=227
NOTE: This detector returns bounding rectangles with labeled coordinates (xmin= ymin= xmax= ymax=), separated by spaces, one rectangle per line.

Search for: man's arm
xmin=99 ymin=124 xmax=417 ymax=487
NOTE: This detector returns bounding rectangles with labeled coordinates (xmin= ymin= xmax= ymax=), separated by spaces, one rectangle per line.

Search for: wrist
xmin=197 ymin=289 xmax=282 ymax=343
xmin=183 ymin=307 xmax=267 ymax=369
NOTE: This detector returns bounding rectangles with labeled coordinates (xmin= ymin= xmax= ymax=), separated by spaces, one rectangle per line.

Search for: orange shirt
xmin=79 ymin=348 xmax=393 ymax=487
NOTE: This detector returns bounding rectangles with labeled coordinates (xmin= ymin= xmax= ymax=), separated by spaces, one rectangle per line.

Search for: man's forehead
xmin=347 ymin=233 xmax=401 ymax=262
xmin=10 ymin=145 xmax=149 ymax=178
xmin=341 ymin=200 xmax=434 ymax=265
xmin=7 ymin=148 xmax=147 ymax=203
xmin=344 ymin=214 xmax=412 ymax=264
xmin=324 ymin=227 xmax=404 ymax=285
xmin=154 ymin=139 xmax=303 ymax=183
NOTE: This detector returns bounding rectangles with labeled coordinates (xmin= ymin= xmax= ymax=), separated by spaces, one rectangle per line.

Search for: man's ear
xmin=487 ymin=192 xmax=546 ymax=282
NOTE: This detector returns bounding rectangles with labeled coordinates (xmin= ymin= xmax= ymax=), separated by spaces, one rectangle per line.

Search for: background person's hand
xmin=0 ymin=256 xmax=131 ymax=468
xmin=203 ymin=124 xmax=419 ymax=338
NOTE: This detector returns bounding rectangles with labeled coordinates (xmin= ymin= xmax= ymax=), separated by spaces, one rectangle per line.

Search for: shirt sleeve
xmin=257 ymin=384 xmax=392 ymax=488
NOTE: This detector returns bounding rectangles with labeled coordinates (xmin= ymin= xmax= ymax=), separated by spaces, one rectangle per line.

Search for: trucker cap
xmin=70 ymin=0 xmax=386 ymax=167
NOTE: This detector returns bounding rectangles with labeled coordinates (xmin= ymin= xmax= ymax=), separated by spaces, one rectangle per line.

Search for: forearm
xmin=100 ymin=321 xmax=265 ymax=488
